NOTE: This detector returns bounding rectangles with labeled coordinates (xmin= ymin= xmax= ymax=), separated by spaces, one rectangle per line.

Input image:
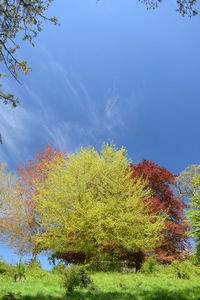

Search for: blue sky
xmin=0 ymin=0 xmax=200 ymax=269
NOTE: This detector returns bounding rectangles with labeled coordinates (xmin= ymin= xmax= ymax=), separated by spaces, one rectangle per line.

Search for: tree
xmin=187 ymin=173 xmax=200 ymax=259
xmin=131 ymin=160 xmax=190 ymax=262
xmin=140 ymin=0 xmax=198 ymax=17
xmin=2 ymin=144 xmax=65 ymax=262
xmin=176 ymin=164 xmax=200 ymax=199
xmin=0 ymin=163 xmax=15 ymax=231
xmin=176 ymin=164 xmax=200 ymax=260
xmin=35 ymin=144 xmax=165 ymax=263
xmin=0 ymin=0 xmax=57 ymax=108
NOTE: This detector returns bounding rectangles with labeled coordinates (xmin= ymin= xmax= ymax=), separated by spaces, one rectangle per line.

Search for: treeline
xmin=0 ymin=144 xmax=199 ymax=269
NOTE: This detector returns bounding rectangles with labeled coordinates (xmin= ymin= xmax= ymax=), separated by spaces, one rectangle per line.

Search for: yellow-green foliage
xmin=187 ymin=174 xmax=200 ymax=239
xmin=35 ymin=144 xmax=165 ymax=259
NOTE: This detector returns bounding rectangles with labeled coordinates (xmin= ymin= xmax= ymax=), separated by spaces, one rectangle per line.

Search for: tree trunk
xmin=32 ymin=248 xmax=38 ymax=264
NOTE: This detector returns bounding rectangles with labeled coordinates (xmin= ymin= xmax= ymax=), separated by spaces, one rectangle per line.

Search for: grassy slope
xmin=0 ymin=272 xmax=200 ymax=300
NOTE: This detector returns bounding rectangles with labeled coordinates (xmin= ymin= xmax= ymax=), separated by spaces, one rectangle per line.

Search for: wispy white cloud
xmin=0 ymin=49 xmax=135 ymax=167
xmin=105 ymin=88 xmax=125 ymax=132
xmin=38 ymin=48 xmax=124 ymax=131
xmin=44 ymin=122 xmax=72 ymax=152
xmin=0 ymin=104 xmax=34 ymax=163
xmin=52 ymin=63 xmax=79 ymax=99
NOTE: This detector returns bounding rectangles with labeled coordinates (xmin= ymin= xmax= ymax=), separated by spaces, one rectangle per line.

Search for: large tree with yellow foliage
xmin=35 ymin=144 xmax=165 ymax=262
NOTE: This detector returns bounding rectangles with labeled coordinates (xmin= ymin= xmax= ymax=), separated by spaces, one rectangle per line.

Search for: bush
xmin=24 ymin=260 xmax=47 ymax=279
xmin=0 ymin=257 xmax=16 ymax=278
xmin=0 ymin=257 xmax=9 ymax=275
xmin=52 ymin=262 xmax=66 ymax=274
xmin=171 ymin=260 xmax=190 ymax=279
xmin=140 ymin=256 xmax=157 ymax=274
xmin=14 ymin=259 xmax=25 ymax=282
xmin=64 ymin=265 xmax=92 ymax=293
xmin=188 ymin=253 xmax=200 ymax=266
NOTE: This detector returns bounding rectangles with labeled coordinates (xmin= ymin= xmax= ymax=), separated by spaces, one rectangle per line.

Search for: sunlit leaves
xmin=35 ymin=144 xmax=165 ymax=260
xmin=1 ymin=145 xmax=66 ymax=259
xmin=186 ymin=173 xmax=200 ymax=237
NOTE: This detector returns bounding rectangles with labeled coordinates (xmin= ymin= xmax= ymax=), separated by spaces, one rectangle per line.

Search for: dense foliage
xmin=131 ymin=160 xmax=190 ymax=262
xmin=187 ymin=173 xmax=200 ymax=259
xmin=177 ymin=165 xmax=200 ymax=260
xmin=35 ymin=145 xmax=165 ymax=262
xmin=64 ymin=265 xmax=92 ymax=292
xmin=1 ymin=145 xmax=65 ymax=261
xmin=1 ymin=143 xmax=200 ymax=269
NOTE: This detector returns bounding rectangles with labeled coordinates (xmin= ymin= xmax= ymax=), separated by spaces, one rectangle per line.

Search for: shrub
xmin=24 ymin=260 xmax=47 ymax=279
xmin=79 ymin=265 xmax=92 ymax=287
xmin=171 ymin=260 xmax=190 ymax=279
xmin=52 ymin=262 xmax=66 ymax=274
xmin=0 ymin=257 xmax=16 ymax=278
xmin=14 ymin=259 xmax=25 ymax=282
xmin=0 ymin=257 xmax=9 ymax=275
xmin=64 ymin=265 xmax=92 ymax=293
xmin=188 ymin=253 xmax=200 ymax=266
xmin=141 ymin=256 xmax=157 ymax=274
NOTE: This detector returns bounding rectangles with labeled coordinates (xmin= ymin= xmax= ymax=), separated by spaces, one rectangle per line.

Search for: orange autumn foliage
xmin=6 ymin=144 xmax=66 ymax=259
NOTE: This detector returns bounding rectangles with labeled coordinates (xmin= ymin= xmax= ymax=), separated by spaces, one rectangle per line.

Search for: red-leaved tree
xmin=131 ymin=160 xmax=190 ymax=262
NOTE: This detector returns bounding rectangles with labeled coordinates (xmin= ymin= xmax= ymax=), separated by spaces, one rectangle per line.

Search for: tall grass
xmin=0 ymin=259 xmax=200 ymax=299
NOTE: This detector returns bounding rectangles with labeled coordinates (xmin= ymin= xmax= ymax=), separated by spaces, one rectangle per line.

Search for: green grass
xmin=1 ymin=271 xmax=200 ymax=300
xmin=0 ymin=273 xmax=64 ymax=299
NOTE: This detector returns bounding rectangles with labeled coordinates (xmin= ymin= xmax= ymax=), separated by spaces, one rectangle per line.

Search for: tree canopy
xmin=34 ymin=144 xmax=165 ymax=261
xmin=131 ymin=160 xmax=190 ymax=262
xmin=186 ymin=173 xmax=200 ymax=259
xmin=177 ymin=165 xmax=200 ymax=259
xmin=0 ymin=163 xmax=15 ymax=231
xmin=1 ymin=144 xmax=65 ymax=261
xmin=2 ymin=143 xmax=200 ymax=266
xmin=176 ymin=164 xmax=200 ymax=200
